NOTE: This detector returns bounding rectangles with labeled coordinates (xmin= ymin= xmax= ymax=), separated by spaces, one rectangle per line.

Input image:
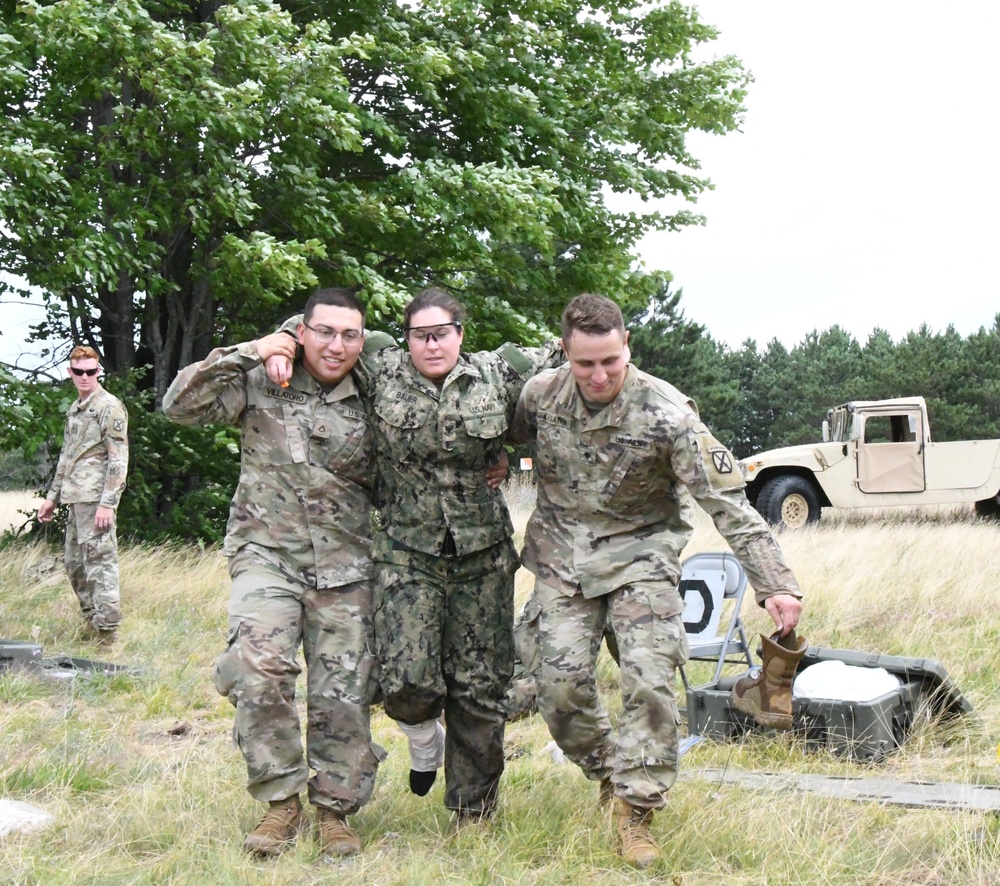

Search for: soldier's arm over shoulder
xmin=162 ymin=343 xmax=257 ymax=426
xmin=496 ymin=339 xmax=563 ymax=380
xmin=349 ymin=330 xmax=397 ymax=395
xmin=508 ymin=374 xmax=543 ymax=446
xmin=277 ymin=313 xmax=302 ymax=337
xmin=362 ymin=330 xmax=396 ymax=354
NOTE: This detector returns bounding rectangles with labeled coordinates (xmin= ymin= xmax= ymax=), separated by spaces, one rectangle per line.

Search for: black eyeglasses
xmin=70 ymin=367 xmax=100 ymax=377
xmin=303 ymin=322 xmax=364 ymax=345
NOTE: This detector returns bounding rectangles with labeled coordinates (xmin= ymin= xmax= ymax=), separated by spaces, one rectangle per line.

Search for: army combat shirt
xmin=510 ymin=364 xmax=802 ymax=608
xmin=47 ymin=387 xmax=129 ymax=509
xmin=162 ymin=342 xmax=374 ymax=589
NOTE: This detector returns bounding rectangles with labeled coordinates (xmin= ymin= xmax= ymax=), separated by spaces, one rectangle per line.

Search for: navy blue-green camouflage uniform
xmin=368 ymin=341 xmax=560 ymax=816
xmin=163 ymin=341 xmax=383 ymax=815
xmin=510 ymin=363 xmax=802 ymax=810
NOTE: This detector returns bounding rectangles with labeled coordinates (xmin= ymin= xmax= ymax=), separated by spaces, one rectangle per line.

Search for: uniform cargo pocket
xmin=461 ymin=410 xmax=508 ymax=440
xmin=213 ymin=618 xmax=244 ymax=704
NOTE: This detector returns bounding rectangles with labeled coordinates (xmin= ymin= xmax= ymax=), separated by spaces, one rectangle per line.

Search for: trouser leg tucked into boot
xmin=730 ymin=629 xmax=808 ymax=729
xmin=243 ymin=795 xmax=304 ymax=856
xmin=614 ymin=799 xmax=659 ymax=868
xmin=316 ymin=807 xmax=361 ymax=857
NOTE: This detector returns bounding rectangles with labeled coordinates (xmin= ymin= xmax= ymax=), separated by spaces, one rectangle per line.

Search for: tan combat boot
xmin=730 ymin=629 xmax=808 ymax=729
xmin=614 ymin=799 xmax=659 ymax=868
xmin=243 ymin=795 xmax=304 ymax=856
xmin=316 ymin=807 xmax=361 ymax=857
xmin=80 ymin=620 xmax=117 ymax=647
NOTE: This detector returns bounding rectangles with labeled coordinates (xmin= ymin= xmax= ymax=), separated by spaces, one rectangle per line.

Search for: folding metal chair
xmin=678 ymin=551 xmax=754 ymax=693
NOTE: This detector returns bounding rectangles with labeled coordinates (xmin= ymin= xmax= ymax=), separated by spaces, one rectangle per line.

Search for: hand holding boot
xmin=730 ymin=629 xmax=808 ymax=730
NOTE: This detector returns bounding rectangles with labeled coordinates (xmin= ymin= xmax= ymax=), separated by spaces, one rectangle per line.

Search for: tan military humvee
xmin=739 ymin=397 xmax=1000 ymax=528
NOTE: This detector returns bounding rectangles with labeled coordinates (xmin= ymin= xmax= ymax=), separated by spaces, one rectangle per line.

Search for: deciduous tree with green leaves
xmin=1 ymin=0 xmax=749 ymax=542
xmin=1 ymin=0 xmax=749 ymax=394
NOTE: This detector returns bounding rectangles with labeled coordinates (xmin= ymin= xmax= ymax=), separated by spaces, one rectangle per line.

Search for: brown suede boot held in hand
xmin=730 ymin=629 xmax=808 ymax=730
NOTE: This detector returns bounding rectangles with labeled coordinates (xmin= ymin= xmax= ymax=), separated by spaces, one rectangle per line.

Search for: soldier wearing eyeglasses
xmin=38 ymin=345 xmax=129 ymax=643
xmin=269 ymin=286 xmax=561 ymax=823
xmin=364 ymin=287 xmax=563 ymax=822
xmin=163 ymin=288 xmax=386 ymax=859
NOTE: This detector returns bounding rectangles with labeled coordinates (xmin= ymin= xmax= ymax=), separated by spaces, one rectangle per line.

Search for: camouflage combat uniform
xmin=510 ymin=363 xmax=802 ymax=810
xmin=162 ymin=342 xmax=383 ymax=814
xmin=367 ymin=341 xmax=560 ymax=816
xmin=46 ymin=386 xmax=129 ymax=632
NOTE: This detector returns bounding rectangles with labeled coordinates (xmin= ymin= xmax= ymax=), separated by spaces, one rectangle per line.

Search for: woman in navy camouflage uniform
xmin=366 ymin=288 xmax=559 ymax=820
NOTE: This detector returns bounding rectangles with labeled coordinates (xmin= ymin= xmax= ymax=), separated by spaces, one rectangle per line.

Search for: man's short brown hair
xmin=69 ymin=346 xmax=101 ymax=363
xmin=303 ymin=287 xmax=366 ymax=326
xmin=560 ymin=294 xmax=625 ymax=341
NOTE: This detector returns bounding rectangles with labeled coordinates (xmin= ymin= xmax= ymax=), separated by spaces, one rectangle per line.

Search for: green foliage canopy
xmin=1 ymin=0 xmax=750 ymax=396
xmin=1 ymin=0 xmax=751 ymax=544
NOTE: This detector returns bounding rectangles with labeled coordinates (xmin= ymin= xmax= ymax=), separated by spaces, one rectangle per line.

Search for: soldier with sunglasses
xmin=38 ymin=345 xmax=129 ymax=643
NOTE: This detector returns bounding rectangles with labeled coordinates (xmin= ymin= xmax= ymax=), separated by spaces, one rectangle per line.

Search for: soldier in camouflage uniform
xmin=38 ymin=346 xmax=129 ymax=642
xmin=509 ymin=294 xmax=804 ymax=867
xmin=271 ymin=288 xmax=561 ymax=818
xmin=367 ymin=288 xmax=562 ymax=820
xmin=162 ymin=288 xmax=383 ymax=859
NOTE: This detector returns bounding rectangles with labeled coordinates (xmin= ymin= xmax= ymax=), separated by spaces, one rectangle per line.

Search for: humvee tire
xmin=756 ymin=475 xmax=821 ymax=529
xmin=974 ymin=494 xmax=1000 ymax=519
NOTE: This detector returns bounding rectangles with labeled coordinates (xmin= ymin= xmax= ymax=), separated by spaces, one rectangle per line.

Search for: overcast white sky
xmin=3 ymin=2 xmax=998 ymax=364
xmin=634 ymin=0 xmax=1000 ymax=349
xmin=0 ymin=275 xmax=50 ymax=371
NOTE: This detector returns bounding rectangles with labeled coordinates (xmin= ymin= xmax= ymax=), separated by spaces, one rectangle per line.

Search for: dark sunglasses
xmin=70 ymin=367 xmax=100 ymax=377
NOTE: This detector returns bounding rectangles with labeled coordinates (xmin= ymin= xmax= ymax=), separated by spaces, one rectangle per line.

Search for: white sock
xmin=398 ymin=718 xmax=446 ymax=772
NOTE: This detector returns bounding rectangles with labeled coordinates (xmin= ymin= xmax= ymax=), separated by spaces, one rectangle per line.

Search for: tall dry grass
xmin=3 ymin=483 xmax=1000 ymax=884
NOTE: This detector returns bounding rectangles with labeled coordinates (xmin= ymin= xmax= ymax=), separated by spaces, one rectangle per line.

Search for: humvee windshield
xmin=826 ymin=407 xmax=851 ymax=442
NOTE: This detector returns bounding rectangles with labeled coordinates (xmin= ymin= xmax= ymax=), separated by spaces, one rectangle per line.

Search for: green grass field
xmin=2 ymin=485 xmax=1000 ymax=885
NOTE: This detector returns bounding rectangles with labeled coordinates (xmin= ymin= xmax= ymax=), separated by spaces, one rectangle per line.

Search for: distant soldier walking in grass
xmin=163 ymin=288 xmax=383 ymax=859
xmin=37 ymin=346 xmax=129 ymax=644
xmin=509 ymin=294 xmax=805 ymax=867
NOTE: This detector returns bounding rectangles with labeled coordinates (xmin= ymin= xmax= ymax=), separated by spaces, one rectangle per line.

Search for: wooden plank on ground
xmin=686 ymin=768 xmax=1000 ymax=812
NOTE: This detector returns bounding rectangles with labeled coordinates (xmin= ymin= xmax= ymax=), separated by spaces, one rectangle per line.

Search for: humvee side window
xmin=831 ymin=411 xmax=848 ymax=441
xmin=863 ymin=416 xmax=893 ymax=444
xmin=891 ymin=414 xmax=917 ymax=442
xmin=862 ymin=413 xmax=918 ymax=444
